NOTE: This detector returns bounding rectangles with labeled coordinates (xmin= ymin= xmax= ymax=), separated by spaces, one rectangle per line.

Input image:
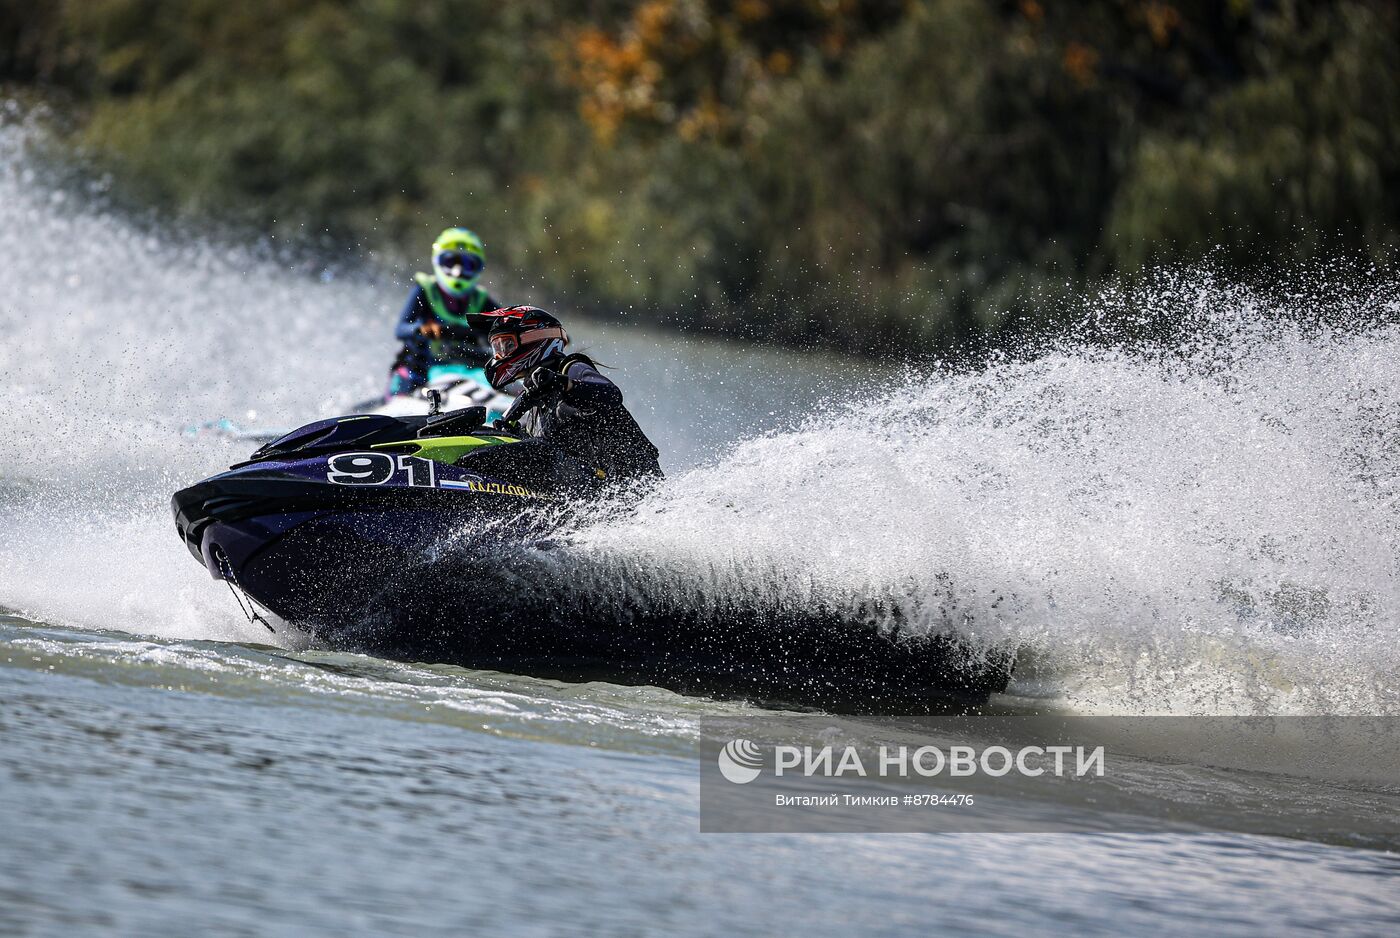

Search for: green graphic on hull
xmin=372 ymin=435 xmax=521 ymax=465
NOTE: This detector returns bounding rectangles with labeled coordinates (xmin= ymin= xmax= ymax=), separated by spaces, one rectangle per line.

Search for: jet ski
xmin=185 ymin=363 xmax=517 ymax=444
xmin=172 ymin=405 xmax=1013 ymax=711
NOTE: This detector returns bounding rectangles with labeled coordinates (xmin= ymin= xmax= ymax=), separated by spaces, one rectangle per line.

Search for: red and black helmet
xmin=482 ymin=306 xmax=570 ymax=390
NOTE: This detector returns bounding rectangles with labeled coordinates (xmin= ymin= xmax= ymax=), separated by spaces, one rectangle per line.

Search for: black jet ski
xmin=173 ymin=405 xmax=1012 ymax=712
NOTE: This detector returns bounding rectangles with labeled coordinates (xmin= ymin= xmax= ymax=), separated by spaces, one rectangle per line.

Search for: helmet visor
xmin=435 ymin=251 xmax=484 ymax=279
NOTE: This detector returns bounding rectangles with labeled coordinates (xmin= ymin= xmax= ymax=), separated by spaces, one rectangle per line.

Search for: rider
xmin=387 ymin=226 xmax=502 ymax=396
xmin=483 ymin=306 xmax=663 ymax=483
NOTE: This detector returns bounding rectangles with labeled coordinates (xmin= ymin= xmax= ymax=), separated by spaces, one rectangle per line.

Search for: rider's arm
xmin=559 ymin=361 xmax=623 ymax=410
xmin=393 ymin=288 xmax=429 ymax=341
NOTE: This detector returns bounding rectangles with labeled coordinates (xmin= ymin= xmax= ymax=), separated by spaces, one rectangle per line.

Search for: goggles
xmin=489 ymin=326 xmax=567 ymax=360
xmin=435 ymin=251 xmax=484 ymax=278
xmin=490 ymin=333 xmax=519 ymax=358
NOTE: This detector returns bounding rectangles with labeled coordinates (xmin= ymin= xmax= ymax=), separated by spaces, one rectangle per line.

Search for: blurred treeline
xmin=3 ymin=0 xmax=1398 ymax=352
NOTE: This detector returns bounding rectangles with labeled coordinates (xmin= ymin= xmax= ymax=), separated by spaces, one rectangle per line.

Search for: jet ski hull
xmin=173 ymin=414 xmax=1012 ymax=711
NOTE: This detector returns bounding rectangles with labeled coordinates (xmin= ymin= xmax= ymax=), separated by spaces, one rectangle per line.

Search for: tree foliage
xmin=3 ymin=0 xmax=1396 ymax=352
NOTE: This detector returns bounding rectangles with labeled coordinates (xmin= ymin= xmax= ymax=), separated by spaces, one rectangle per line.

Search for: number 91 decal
xmin=326 ymin=452 xmax=437 ymax=487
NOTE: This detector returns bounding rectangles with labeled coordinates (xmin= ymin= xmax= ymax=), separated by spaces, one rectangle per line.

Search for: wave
xmin=549 ymin=271 xmax=1400 ymax=713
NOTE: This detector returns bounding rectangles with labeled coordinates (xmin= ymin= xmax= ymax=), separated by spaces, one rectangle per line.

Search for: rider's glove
xmin=523 ymin=367 xmax=567 ymax=395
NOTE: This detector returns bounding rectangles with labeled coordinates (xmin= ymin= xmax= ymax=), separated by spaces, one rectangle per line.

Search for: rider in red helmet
xmin=484 ymin=307 xmax=662 ymax=483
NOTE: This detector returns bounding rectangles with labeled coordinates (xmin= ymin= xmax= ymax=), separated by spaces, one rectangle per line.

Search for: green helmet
xmin=430 ymin=227 xmax=486 ymax=299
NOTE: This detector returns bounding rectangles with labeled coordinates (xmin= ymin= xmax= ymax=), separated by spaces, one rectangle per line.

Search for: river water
xmin=3 ymin=114 xmax=1400 ymax=935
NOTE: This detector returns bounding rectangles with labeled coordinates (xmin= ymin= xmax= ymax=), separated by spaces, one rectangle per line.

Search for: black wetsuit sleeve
xmin=394 ymin=287 xmax=430 ymax=340
xmin=561 ymin=361 xmax=624 ymax=410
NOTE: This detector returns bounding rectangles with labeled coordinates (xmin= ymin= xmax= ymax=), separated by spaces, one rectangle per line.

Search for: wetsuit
xmin=388 ymin=273 xmax=501 ymax=394
xmin=517 ymin=354 xmax=663 ymax=483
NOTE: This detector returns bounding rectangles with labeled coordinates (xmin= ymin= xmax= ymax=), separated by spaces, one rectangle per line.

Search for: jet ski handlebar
xmin=494 ymin=384 xmax=544 ymax=431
